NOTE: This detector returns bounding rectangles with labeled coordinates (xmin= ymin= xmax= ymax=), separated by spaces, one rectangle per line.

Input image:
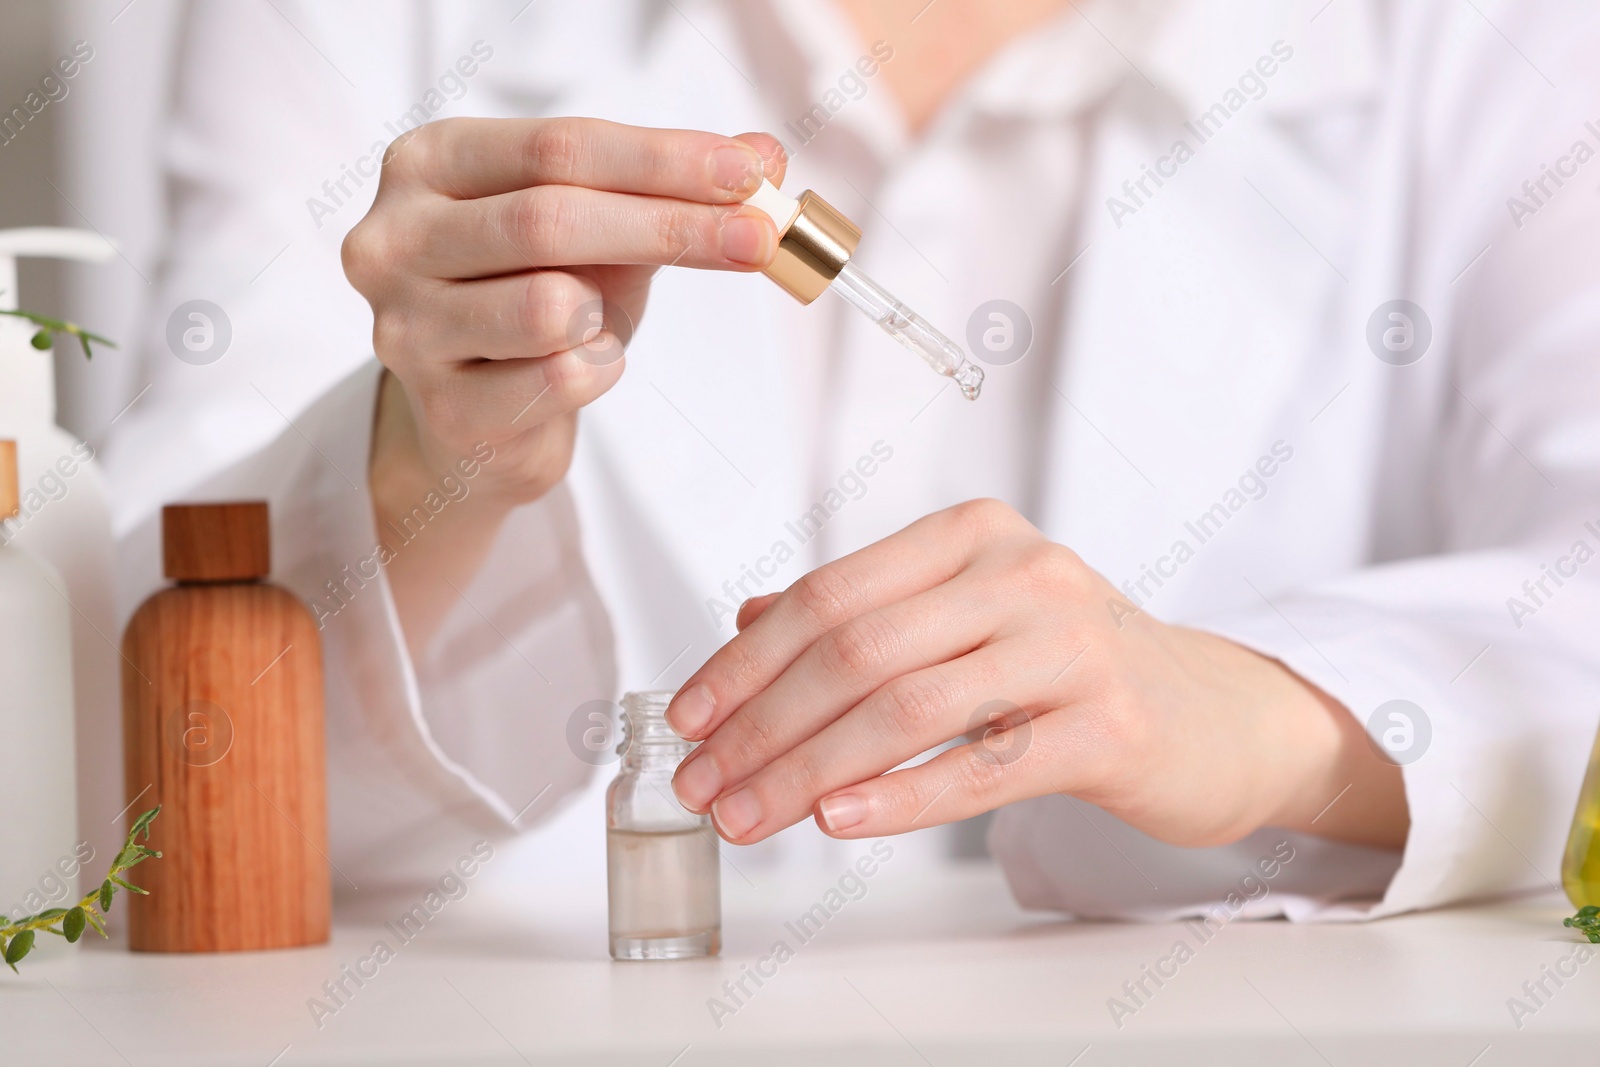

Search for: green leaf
xmin=74 ymin=329 xmax=113 ymax=360
xmin=1565 ymin=908 xmax=1600 ymax=941
xmin=117 ymin=845 xmax=160 ymax=870
xmin=129 ymin=807 xmax=160 ymax=841
xmin=5 ymin=930 xmax=34 ymax=969
xmin=0 ymin=805 xmax=162 ymax=975
xmin=0 ymin=309 xmax=116 ymax=363
xmin=0 ymin=308 xmax=66 ymax=329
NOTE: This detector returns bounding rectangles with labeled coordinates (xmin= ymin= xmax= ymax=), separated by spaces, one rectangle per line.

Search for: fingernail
xmin=720 ymin=211 xmax=775 ymax=266
xmin=673 ymin=752 xmax=723 ymax=812
xmin=710 ymin=144 xmax=763 ymax=195
xmin=667 ymin=683 xmax=714 ymax=739
xmin=818 ymin=793 xmax=865 ymax=833
xmin=713 ymin=789 xmax=762 ymax=840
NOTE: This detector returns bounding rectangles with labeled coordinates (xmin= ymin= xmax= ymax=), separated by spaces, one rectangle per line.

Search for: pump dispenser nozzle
xmin=0 ymin=228 xmax=117 ymax=313
xmin=742 ymin=180 xmax=984 ymax=400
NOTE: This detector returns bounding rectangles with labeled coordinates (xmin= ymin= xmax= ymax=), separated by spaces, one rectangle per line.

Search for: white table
xmin=3 ymin=846 xmax=1594 ymax=1066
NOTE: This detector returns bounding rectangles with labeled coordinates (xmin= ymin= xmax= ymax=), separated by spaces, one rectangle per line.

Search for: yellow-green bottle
xmin=1562 ymin=732 xmax=1600 ymax=906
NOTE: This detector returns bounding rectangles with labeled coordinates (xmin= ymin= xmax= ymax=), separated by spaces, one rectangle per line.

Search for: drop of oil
xmin=951 ymin=360 xmax=985 ymax=401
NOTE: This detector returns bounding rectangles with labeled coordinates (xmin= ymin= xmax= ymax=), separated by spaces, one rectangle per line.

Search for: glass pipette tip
xmin=828 ymin=260 xmax=985 ymax=400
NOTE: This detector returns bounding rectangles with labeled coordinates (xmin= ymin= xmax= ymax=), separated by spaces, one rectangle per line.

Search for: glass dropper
xmin=742 ymin=180 xmax=984 ymax=401
xmin=828 ymin=259 xmax=984 ymax=400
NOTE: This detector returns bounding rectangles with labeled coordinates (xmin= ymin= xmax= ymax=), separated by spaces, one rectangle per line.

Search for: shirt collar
xmin=754 ymin=0 xmax=909 ymax=156
xmin=960 ymin=0 xmax=1174 ymax=120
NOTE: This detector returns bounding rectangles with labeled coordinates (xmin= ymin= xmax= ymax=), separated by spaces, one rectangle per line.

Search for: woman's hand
xmin=341 ymin=117 xmax=784 ymax=649
xmin=667 ymin=499 xmax=1408 ymax=850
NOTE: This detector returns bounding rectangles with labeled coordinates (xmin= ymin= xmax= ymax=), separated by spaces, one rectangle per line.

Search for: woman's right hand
xmin=345 ymin=117 xmax=785 ymax=507
xmin=341 ymin=118 xmax=785 ymax=649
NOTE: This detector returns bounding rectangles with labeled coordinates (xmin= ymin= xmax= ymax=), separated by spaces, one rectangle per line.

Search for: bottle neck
xmin=174 ymin=576 xmax=264 ymax=587
xmin=619 ymin=691 xmax=691 ymax=773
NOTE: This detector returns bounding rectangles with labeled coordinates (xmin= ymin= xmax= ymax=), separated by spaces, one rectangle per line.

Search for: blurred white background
xmin=1 ymin=0 xmax=176 ymax=445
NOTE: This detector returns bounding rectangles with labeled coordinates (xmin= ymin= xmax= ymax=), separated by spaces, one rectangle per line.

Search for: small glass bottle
xmin=606 ymin=691 xmax=721 ymax=959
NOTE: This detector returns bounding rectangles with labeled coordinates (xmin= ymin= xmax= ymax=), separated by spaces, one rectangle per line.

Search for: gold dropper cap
xmin=0 ymin=441 xmax=18 ymax=520
xmin=749 ymin=183 xmax=862 ymax=305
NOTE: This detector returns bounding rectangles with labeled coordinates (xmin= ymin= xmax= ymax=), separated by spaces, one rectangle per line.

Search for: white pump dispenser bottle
xmin=0 ymin=228 xmax=121 ymax=888
xmin=0 ymin=439 xmax=78 ymax=925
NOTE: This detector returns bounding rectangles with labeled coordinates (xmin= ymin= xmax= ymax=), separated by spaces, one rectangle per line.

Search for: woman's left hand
xmin=667 ymin=499 xmax=1408 ymax=850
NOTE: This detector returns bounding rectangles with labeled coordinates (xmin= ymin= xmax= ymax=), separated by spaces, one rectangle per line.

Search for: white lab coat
xmin=91 ymin=0 xmax=1600 ymax=918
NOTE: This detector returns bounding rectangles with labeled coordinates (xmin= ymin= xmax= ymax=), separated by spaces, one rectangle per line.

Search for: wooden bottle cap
xmin=0 ymin=441 xmax=17 ymax=520
xmin=162 ymin=501 xmax=270 ymax=581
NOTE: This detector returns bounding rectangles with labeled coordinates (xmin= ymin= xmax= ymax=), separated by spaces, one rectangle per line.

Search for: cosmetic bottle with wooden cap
xmin=121 ymin=501 xmax=330 ymax=952
xmin=0 ymin=440 xmax=78 ymax=927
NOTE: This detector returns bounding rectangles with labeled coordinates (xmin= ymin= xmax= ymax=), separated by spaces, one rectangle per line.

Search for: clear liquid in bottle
xmin=607 ymin=827 xmax=721 ymax=959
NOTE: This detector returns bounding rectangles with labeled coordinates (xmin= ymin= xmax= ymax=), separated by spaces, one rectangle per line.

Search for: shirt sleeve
xmin=990 ymin=7 xmax=1600 ymax=922
xmin=1198 ymin=138 xmax=1600 ymax=919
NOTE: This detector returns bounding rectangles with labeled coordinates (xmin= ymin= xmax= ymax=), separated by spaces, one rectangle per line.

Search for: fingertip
xmin=666 ymin=682 xmax=715 ymax=740
xmin=816 ymin=792 xmax=866 ymax=836
xmin=711 ymin=788 xmax=763 ymax=842
xmin=719 ymin=208 xmax=779 ymax=268
xmin=734 ymin=132 xmax=788 ymax=186
xmin=735 ymin=593 xmax=780 ymax=630
xmin=709 ymin=140 xmax=766 ymax=199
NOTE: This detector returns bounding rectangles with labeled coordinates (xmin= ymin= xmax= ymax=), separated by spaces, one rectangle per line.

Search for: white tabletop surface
xmin=3 ymin=837 xmax=1595 ymax=1067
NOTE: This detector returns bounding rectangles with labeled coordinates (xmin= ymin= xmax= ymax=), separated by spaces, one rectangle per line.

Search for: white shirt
xmin=92 ymin=0 xmax=1600 ymax=919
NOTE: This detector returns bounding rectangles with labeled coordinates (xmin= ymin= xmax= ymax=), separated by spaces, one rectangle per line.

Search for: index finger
xmin=665 ymin=504 xmax=998 ymax=743
xmin=396 ymin=117 xmax=786 ymax=203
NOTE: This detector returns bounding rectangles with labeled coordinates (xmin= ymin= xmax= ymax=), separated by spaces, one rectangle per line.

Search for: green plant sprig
xmin=0 ymin=807 xmax=161 ymax=972
xmin=0 ymin=308 xmax=117 ymax=359
xmin=1564 ymin=905 xmax=1600 ymax=943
